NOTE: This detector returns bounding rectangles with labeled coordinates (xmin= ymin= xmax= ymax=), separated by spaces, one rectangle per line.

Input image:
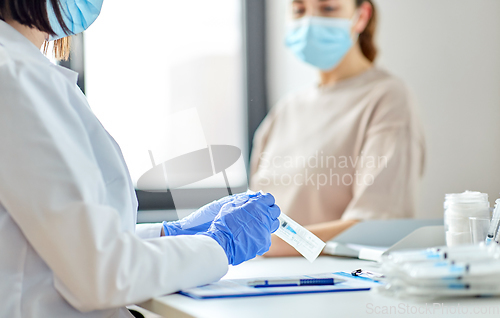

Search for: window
xmin=61 ymin=0 xmax=268 ymax=219
xmin=82 ymin=0 xmax=251 ymax=215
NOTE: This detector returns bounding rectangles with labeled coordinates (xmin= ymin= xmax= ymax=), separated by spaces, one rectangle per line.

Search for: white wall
xmin=266 ymin=0 xmax=500 ymax=218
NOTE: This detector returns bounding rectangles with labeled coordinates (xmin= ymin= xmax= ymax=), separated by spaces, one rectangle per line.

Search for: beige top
xmin=250 ymin=67 xmax=425 ymax=226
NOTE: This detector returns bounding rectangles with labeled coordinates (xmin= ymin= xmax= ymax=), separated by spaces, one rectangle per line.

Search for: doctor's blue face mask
xmin=47 ymin=0 xmax=104 ymax=41
xmin=285 ymin=12 xmax=360 ymax=71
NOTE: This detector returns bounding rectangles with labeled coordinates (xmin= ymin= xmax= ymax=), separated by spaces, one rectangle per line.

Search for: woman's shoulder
xmin=366 ymin=68 xmax=423 ymax=135
xmin=368 ymin=67 xmax=413 ymax=100
xmin=353 ymin=68 xmax=417 ymax=124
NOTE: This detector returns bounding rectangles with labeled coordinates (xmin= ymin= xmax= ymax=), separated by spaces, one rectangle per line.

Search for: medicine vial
xmin=444 ymin=191 xmax=490 ymax=246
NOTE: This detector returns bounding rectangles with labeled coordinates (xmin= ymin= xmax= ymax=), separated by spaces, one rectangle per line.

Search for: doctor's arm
xmin=0 ymin=66 xmax=228 ymax=312
xmin=136 ymin=193 xmax=258 ymax=239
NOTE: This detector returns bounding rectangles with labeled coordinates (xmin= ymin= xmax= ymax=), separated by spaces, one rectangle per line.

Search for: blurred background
xmin=267 ymin=0 xmax=500 ymax=218
xmin=63 ymin=0 xmax=500 ymax=221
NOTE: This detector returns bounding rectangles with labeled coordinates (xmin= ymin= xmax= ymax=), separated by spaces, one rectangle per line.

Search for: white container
xmin=444 ymin=191 xmax=490 ymax=247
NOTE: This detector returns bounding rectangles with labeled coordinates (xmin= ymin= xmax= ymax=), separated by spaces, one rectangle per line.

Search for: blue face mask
xmin=47 ymin=0 xmax=104 ymax=41
xmin=285 ymin=15 xmax=358 ymax=71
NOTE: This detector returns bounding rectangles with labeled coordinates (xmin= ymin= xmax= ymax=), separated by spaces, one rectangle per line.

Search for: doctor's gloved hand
xmin=162 ymin=192 xmax=262 ymax=236
xmin=198 ymin=193 xmax=281 ymax=266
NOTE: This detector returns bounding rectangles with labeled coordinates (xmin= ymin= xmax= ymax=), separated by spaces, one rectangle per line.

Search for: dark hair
xmin=0 ymin=0 xmax=69 ymax=35
xmin=355 ymin=0 xmax=377 ymax=62
xmin=0 ymin=0 xmax=71 ymax=60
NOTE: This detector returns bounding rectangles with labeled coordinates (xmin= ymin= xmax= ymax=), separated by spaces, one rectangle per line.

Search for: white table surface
xmin=139 ymin=256 xmax=500 ymax=318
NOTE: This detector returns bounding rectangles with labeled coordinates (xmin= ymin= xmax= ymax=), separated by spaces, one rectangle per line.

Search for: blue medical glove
xmin=162 ymin=192 xmax=262 ymax=236
xmin=198 ymin=193 xmax=281 ymax=266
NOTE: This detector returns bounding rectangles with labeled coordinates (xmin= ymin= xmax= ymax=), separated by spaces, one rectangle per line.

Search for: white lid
xmin=444 ymin=191 xmax=489 ymax=206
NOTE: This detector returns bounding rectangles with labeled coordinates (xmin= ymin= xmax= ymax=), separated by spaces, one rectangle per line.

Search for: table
xmin=139 ymin=256 xmax=500 ymax=318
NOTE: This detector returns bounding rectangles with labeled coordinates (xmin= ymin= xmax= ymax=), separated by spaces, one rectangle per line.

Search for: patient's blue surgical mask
xmin=285 ymin=13 xmax=359 ymax=70
xmin=47 ymin=0 xmax=104 ymax=41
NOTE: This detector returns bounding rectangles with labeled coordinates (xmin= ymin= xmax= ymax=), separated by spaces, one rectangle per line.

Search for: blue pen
xmin=248 ymin=278 xmax=341 ymax=288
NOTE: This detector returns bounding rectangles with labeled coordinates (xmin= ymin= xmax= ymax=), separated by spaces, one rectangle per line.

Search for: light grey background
xmin=266 ymin=0 xmax=500 ymax=218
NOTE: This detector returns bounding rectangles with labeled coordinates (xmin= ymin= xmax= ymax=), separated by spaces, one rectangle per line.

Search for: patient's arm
xmin=263 ymin=219 xmax=359 ymax=257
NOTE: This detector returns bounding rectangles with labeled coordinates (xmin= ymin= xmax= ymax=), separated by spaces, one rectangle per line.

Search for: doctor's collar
xmin=0 ymin=20 xmax=54 ymax=67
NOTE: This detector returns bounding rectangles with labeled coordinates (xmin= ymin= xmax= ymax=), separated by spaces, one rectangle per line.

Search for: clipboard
xmin=179 ymin=272 xmax=381 ymax=300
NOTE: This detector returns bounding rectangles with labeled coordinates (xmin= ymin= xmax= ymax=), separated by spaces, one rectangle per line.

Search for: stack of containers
xmin=444 ymin=191 xmax=490 ymax=246
xmin=376 ymin=193 xmax=500 ymax=300
xmin=377 ymin=244 xmax=500 ymax=300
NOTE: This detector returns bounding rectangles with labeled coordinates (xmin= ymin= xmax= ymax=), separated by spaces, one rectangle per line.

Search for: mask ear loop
xmin=350 ymin=9 xmax=362 ymax=43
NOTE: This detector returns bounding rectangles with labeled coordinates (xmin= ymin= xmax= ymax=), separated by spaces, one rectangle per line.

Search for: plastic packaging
xmin=274 ymin=213 xmax=326 ymax=262
xmin=377 ymin=244 xmax=500 ymax=300
xmin=383 ymin=244 xmax=498 ymax=264
xmin=444 ymin=191 xmax=490 ymax=246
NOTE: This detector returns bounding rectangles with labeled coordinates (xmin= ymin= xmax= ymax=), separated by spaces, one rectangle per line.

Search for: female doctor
xmin=0 ymin=0 xmax=280 ymax=317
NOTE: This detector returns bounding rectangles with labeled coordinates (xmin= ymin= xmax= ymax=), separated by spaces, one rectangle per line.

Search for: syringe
xmin=486 ymin=199 xmax=500 ymax=244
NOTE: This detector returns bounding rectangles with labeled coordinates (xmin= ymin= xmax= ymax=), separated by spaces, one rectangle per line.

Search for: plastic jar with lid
xmin=444 ymin=191 xmax=490 ymax=246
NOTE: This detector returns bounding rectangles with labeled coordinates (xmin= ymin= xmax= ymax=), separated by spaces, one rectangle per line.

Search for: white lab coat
xmin=0 ymin=20 xmax=228 ymax=317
